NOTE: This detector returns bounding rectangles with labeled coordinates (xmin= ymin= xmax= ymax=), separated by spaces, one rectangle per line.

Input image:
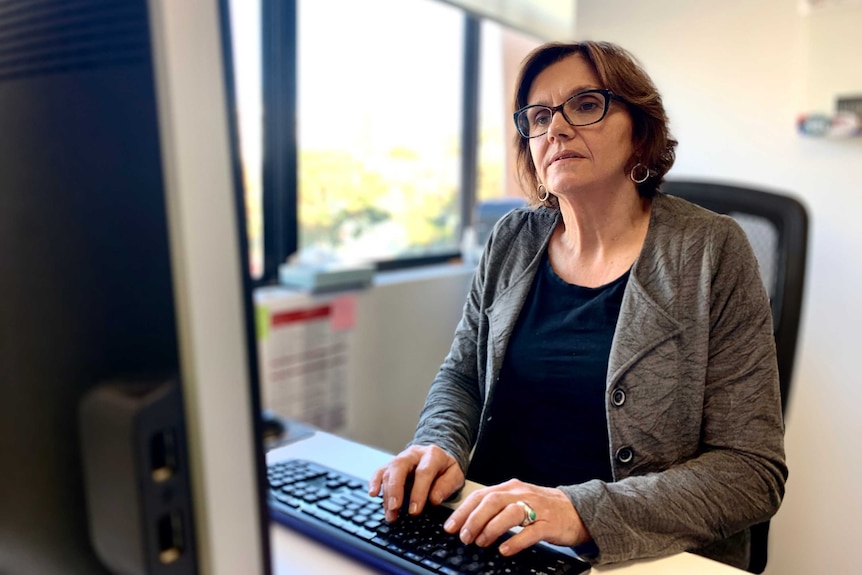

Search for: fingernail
xmin=460 ymin=528 xmax=472 ymax=544
xmin=499 ymin=543 xmax=510 ymax=556
xmin=388 ymin=497 xmax=397 ymax=511
xmin=444 ymin=518 xmax=455 ymax=532
xmin=409 ymin=502 xmax=417 ymax=515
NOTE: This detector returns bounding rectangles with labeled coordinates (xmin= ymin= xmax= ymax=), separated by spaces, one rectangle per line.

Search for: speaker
xmin=79 ymin=378 xmax=197 ymax=575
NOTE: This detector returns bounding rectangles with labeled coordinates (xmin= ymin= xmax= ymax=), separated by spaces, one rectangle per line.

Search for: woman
xmin=369 ymin=41 xmax=786 ymax=570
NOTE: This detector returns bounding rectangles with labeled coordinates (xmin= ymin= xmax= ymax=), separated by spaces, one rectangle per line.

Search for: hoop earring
xmin=630 ymin=163 xmax=650 ymax=184
xmin=537 ymin=184 xmax=550 ymax=202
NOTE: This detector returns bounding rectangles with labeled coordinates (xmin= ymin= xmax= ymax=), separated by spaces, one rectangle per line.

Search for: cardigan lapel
xmin=482 ymin=208 xmax=559 ymax=398
xmin=607 ymin=277 xmax=683 ymax=389
xmin=485 ymin=270 xmax=535 ymax=397
xmin=607 ymin=235 xmax=684 ymax=388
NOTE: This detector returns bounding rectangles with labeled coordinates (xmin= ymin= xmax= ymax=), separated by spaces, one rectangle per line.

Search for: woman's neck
xmin=549 ymin=188 xmax=652 ymax=287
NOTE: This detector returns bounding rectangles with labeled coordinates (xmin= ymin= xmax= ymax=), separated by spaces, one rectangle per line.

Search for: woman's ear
xmin=623 ymin=154 xmax=640 ymax=175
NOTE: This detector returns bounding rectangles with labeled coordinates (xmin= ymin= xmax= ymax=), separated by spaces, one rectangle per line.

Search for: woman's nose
xmin=547 ymin=110 xmax=574 ymax=139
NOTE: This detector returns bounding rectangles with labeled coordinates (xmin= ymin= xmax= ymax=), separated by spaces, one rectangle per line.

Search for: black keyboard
xmin=268 ymin=458 xmax=590 ymax=575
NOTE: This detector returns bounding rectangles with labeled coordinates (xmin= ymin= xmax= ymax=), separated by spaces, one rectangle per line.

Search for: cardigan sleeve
xmin=408 ymin=220 xmax=495 ymax=474
xmin=560 ymin=218 xmax=787 ymax=569
xmin=409 ymin=282 xmax=484 ymax=475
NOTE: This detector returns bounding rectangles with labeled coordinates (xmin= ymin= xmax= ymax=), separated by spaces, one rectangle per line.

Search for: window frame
xmin=261 ymin=0 xmax=298 ymax=284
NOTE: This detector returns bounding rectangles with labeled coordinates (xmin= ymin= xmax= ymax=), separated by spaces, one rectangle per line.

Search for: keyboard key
xmin=318 ymin=500 xmax=343 ymax=515
xmin=420 ymin=558 xmax=443 ymax=570
xmin=355 ymin=527 xmax=376 ymax=540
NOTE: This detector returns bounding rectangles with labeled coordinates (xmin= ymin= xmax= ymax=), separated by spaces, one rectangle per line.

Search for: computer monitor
xmin=0 ymin=0 xmax=270 ymax=573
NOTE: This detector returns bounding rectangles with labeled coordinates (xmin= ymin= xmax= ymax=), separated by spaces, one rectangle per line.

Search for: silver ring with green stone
xmin=516 ymin=500 xmax=537 ymax=526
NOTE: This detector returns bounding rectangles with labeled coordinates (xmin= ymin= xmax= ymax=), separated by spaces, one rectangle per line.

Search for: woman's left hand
xmin=442 ymin=479 xmax=591 ymax=556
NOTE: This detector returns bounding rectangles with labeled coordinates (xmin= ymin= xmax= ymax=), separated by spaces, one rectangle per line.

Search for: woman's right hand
xmin=368 ymin=444 xmax=465 ymax=522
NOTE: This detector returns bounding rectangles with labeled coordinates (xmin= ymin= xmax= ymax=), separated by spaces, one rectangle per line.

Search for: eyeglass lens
xmin=517 ymin=91 xmax=609 ymax=138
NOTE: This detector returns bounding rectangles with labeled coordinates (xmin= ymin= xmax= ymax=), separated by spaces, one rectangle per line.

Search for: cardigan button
xmin=611 ymin=388 xmax=626 ymax=407
xmin=616 ymin=447 xmax=634 ymax=464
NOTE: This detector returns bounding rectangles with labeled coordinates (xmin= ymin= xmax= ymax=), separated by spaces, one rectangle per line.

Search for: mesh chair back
xmin=731 ymin=212 xmax=778 ymax=301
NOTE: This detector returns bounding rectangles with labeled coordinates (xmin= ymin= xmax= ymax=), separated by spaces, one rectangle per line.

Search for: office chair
xmin=662 ymin=180 xmax=808 ymax=574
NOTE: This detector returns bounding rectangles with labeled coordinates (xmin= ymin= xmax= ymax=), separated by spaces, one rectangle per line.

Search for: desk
xmin=268 ymin=432 xmax=746 ymax=575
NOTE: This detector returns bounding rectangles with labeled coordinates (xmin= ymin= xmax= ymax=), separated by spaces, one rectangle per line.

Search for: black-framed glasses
xmin=514 ymin=89 xmax=622 ymax=139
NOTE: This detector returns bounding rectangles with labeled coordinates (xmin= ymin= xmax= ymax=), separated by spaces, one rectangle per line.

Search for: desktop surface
xmin=267 ymin=432 xmax=747 ymax=575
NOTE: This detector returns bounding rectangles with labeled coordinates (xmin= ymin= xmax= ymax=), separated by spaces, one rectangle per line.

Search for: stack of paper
xmin=278 ymin=262 xmax=375 ymax=293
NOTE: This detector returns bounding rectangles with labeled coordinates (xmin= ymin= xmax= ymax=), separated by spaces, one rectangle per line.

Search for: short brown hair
xmin=513 ymin=41 xmax=677 ymax=205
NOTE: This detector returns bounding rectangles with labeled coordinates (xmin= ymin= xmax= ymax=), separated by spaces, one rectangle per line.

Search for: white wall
xmin=574 ymin=1 xmax=862 ymax=573
xmin=350 ymin=266 xmax=473 ymax=452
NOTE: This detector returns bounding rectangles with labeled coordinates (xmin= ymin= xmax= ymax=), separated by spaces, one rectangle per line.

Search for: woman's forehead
xmin=527 ymin=54 xmax=600 ymax=103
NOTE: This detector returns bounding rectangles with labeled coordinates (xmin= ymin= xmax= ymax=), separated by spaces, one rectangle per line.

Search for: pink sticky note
xmin=330 ymin=296 xmax=357 ymax=331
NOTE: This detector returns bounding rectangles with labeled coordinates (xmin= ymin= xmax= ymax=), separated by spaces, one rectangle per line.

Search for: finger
xmin=452 ymin=490 xmax=513 ymax=545
xmin=409 ymin=448 xmax=463 ymax=514
xmin=407 ymin=450 xmax=440 ymax=515
xmin=473 ymin=501 xmax=526 ymax=548
xmin=381 ymin=467 xmax=408 ymax=520
xmin=428 ymin=460 xmax=464 ymax=505
xmin=443 ymin=485 xmax=487 ymax=534
xmin=498 ymin=523 xmax=545 ymax=556
xmin=368 ymin=466 xmax=386 ymax=497
xmin=381 ymin=450 xmax=422 ymax=521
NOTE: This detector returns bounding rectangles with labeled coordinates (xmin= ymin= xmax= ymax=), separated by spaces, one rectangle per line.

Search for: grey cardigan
xmin=412 ymin=193 xmax=787 ymax=569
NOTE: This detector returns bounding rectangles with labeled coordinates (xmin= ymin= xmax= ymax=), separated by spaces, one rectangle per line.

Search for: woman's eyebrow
xmin=529 ymin=85 xmax=601 ymax=106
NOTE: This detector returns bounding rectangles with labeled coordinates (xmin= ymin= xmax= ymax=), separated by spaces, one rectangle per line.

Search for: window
xmin=228 ymin=0 xmax=547 ymax=281
xmin=477 ymin=20 xmax=541 ymax=202
xmin=229 ymin=0 xmax=264 ymax=278
xmin=297 ymin=0 xmax=464 ymax=264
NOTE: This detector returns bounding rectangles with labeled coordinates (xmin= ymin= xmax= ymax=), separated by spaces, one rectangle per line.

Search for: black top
xmin=468 ymin=253 xmax=628 ymax=488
